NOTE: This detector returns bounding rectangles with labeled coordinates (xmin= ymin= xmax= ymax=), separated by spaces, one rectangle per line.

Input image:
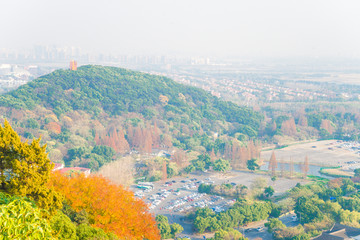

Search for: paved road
xmin=243 ymin=228 xmax=272 ymax=240
xmin=241 ymin=214 xmax=299 ymax=240
xmin=280 ymin=213 xmax=300 ymax=228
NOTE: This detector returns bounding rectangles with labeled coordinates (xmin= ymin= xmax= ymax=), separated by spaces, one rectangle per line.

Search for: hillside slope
xmin=0 ymin=65 xmax=263 ymax=177
xmin=0 ymin=65 xmax=261 ymax=131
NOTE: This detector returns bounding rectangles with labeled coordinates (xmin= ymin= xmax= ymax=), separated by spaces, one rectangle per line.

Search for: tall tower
xmin=70 ymin=60 xmax=77 ymax=70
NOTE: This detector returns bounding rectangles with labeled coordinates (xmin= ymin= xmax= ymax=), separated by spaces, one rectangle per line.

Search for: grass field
xmin=320 ymin=168 xmax=354 ymax=178
xmin=261 ymin=140 xmax=360 ymax=168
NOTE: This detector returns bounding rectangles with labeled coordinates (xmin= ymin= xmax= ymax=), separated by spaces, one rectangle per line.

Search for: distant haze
xmin=2 ymin=0 xmax=360 ymax=58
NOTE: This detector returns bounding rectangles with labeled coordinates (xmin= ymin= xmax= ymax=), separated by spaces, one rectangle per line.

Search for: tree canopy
xmin=0 ymin=121 xmax=160 ymax=239
xmin=0 ymin=65 xmax=262 ymax=134
xmin=0 ymin=120 xmax=62 ymax=214
xmin=50 ymin=172 xmax=160 ymax=239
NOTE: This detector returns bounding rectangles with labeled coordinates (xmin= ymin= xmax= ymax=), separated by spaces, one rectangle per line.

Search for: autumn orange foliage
xmin=320 ymin=119 xmax=335 ymax=134
xmin=95 ymin=127 xmax=130 ymax=154
xmin=281 ymin=118 xmax=297 ymax=136
xmin=45 ymin=122 xmax=62 ymax=134
xmin=49 ymin=172 xmax=160 ymax=240
xmin=227 ymin=140 xmax=261 ymax=170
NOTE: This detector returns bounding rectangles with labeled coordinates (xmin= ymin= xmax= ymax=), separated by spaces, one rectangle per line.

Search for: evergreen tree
xmin=0 ymin=120 xmax=62 ymax=215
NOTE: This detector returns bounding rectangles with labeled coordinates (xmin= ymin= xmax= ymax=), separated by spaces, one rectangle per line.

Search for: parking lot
xmin=130 ymin=170 xmax=306 ymax=239
xmin=133 ymin=176 xmax=236 ymax=217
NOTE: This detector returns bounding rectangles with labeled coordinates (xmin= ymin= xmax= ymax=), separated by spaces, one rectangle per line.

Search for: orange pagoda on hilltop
xmin=70 ymin=60 xmax=77 ymax=70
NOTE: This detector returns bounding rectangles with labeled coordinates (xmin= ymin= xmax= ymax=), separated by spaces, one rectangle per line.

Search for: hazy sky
xmin=1 ymin=0 xmax=360 ymax=58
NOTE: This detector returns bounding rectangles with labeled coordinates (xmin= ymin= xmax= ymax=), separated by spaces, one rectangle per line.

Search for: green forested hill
xmin=0 ymin=65 xmax=264 ymax=175
xmin=0 ymin=65 xmax=262 ymax=133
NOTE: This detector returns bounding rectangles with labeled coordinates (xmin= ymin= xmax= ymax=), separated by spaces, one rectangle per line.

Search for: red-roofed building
xmin=53 ymin=163 xmax=64 ymax=171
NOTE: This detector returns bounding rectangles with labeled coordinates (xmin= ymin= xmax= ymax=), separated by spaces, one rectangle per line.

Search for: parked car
xmin=256 ymin=226 xmax=264 ymax=232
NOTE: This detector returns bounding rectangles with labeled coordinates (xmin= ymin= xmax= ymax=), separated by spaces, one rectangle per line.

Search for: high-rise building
xmin=70 ymin=60 xmax=77 ymax=70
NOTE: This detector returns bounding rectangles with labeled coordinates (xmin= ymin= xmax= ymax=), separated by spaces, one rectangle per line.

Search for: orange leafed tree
xmin=269 ymin=151 xmax=277 ymax=176
xmin=152 ymin=122 xmax=161 ymax=148
xmin=162 ymin=134 xmax=173 ymax=148
xmin=239 ymin=146 xmax=248 ymax=169
xmin=247 ymin=141 xmax=257 ymax=160
xmin=231 ymin=142 xmax=239 ymax=168
xmin=132 ymin=127 xmax=144 ymax=149
xmin=142 ymin=129 xmax=153 ymax=154
xmin=118 ymin=129 xmax=130 ymax=153
xmin=94 ymin=132 xmax=100 ymax=145
xmin=210 ymin=149 xmax=216 ymax=161
xmin=303 ymin=155 xmax=309 ymax=177
xmin=45 ymin=122 xmax=62 ymax=134
xmin=320 ymin=119 xmax=335 ymax=134
xmin=281 ymin=118 xmax=297 ymax=136
xmin=50 ymin=172 xmax=160 ymax=240
xmin=162 ymin=161 xmax=167 ymax=181
xmin=94 ymin=128 xmax=130 ymax=154
xmin=172 ymin=149 xmax=187 ymax=167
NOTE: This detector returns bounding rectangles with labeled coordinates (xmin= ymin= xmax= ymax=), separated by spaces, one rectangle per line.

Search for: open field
xmin=321 ymin=168 xmax=354 ymax=177
xmin=261 ymin=140 xmax=360 ymax=168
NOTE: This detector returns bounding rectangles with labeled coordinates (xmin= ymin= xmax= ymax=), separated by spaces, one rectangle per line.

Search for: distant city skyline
xmin=2 ymin=44 xmax=360 ymax=67
xmin=2 ymin=0 xmax=360 ymax=60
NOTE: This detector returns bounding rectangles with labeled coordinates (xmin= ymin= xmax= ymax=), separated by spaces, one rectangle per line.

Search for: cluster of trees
xmin=223 ymin=140 xmax=261 ymax=170
xmin=199 ymin=180 xmax=275 ymax=201
xmin=265 ymin=218 xmax=313 ymax=239
xmin=0 ymin=121 xmax=160 ymax=239
xmin=267 ymin=176 xmax=360 ymax=239
xmin=155 ymin=215 xmax=183 ymax=239
xmin=280 ymin=118 xmax=297 ymax=136
xmin=94 ymin=127 xmax=130 ymax=154
xmin=267 ymin=151 xmax=310 ymax=178
xmin=184 ymin=154 xmax=231 ymax=173
xmin=0 ymin=193 xmax=120 ymax=240
xmin=192 ymin=174 xmax=360 ymax=239
xmin=0 ymin=65 xmax=262 ymax=136
xmin=191 ymin=200 xmax=275 ymax=234
xmin=50 ymin=172 xmax=160 ymax=239
xmin=94 ymin=123 xmax=167 ymax=155
xmin=198 ymin=183 xmax=248 ymax=199
xmin=65 ymin=145 xmax=116 ymax=171
xmin=210 ymin=228 xmax=247 ymax=240
xmin=0 ymin=120 xmax=62 ymax=215
xmin=0 ymin=65 xmax=267 ymax=179
xmin=138 ymin=157 xmax=176 ymax=182
xmin=263 ymin=105 xmax=360 ymax=142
